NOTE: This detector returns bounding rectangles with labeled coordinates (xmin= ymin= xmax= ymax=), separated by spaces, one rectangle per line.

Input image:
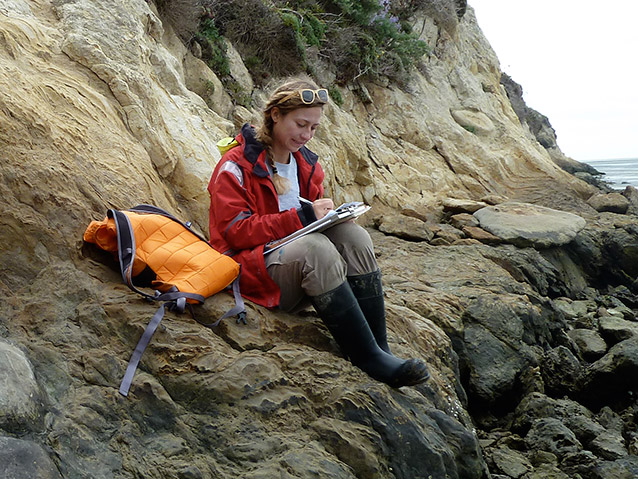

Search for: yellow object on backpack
xmin=217 ymin=137 xmax=239 ymax=155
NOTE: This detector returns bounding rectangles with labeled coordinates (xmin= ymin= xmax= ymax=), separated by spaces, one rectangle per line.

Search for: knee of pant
xmin=305 ymin=234 xmax=342 ymax=263
xmin=348 ymin=224 xmax=374 ymax=251
xmin=330 ymin=221 xmax=374 ymax=250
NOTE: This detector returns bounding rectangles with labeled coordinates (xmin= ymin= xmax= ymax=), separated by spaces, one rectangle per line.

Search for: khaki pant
xmin=265 ymin=221 xmax=378 ymax=312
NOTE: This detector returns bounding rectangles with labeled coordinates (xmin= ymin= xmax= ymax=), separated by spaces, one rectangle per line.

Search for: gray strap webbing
xmin=119 ymin=302 xmax=167 ymax=397
xmin=118 ymin=289 xmax=205 ymax=397
xmin=196 ymin=277 xmax=246 ymax=328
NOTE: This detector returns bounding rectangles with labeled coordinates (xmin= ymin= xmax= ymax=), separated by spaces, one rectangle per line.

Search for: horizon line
xmin=581 ymin=157 xmax=638 ymax=163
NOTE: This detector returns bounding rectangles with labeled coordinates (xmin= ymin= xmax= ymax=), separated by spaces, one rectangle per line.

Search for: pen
xmin=298 ymin=197 xmax=313 ymax=205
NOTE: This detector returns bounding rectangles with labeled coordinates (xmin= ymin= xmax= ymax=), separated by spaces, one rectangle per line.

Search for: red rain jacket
xmin=208 ymin=124 xmax=324 ymax=307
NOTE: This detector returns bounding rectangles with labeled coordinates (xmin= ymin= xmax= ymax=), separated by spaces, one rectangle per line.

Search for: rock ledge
xmin=473 ymin=202 xmax=586 ymax=248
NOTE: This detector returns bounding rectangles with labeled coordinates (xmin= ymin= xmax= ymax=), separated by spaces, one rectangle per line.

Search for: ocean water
xmin=584 ymin=158 xmax=638 ymax=190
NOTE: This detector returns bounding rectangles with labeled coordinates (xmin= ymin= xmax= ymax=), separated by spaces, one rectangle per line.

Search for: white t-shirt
xmin=271 ymin=153 xmax=301 ymax=211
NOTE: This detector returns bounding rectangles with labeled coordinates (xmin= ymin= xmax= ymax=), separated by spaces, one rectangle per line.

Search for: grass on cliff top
xmin=200 ymin=0 xmax=430 ymax=86
xmin=156 ymin=0 xmax=467 ymax=106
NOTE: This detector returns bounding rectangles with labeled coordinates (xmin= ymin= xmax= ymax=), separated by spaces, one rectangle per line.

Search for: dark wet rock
xmin=605 ymin=284 xmax=638 ymax=309
xmin=540 ymin=346 xmax=584 ymax=395
xmin=0 ymin=341 xmax=44 ymax=433
xmin=570 ymin=314 xmax=597 ymax=331
xmin=582 ymin=338 xmax=638 ymax=408
xmin=566 ymin=220 xmax=638 ymax=291
xmin=336 ymin=390 xmax=489 ymax=479
xmin=509 ymin=391 xmax=628 ymax=466
xmin=560 ymin=450 xmax=599 ymax=478
xmin=599 ymin=316 xmax=638 ymax=344
xmin=459 ymin=296 xmax=541 ymax=407
xmin=600 ymin=223 xmax=638 ymax=282
xmin=0 ymin=436 xmax=62 ymax=479
xmin=524 ymin=418 xmax=582 ymax=457
xmin=600 ymin=294 xmax=635 ymax=319
xmin=522 ymin=463 xmax=572 ymax=479
xmin=622 ymin=185 xmax=638 ymax=215
xmin=567 ymin=329 xmax=607 ymax=361
xmin=590 ymin=430 xmax=627 ymax=460
xmin=481 ymin=246 xmax=576 ymax=298
xmin=487 ymin=445 xmax=532 ymax=477
xmin=500 ymin=74 xmax=560 ymax=155
xmin=513 ymin=394 xmax=583 ymax=432
xmin=552 ymin=298 xmax=593 ymax=320
xmin=592 ymin=455 xmax=638 ymax=479
xmin=529 ymin=449 xmax=559 ymax=467
xmin=565 ymin=413 xmax=606 ymax=447
xmin=574 ymin=171 xmax=615 ymax=192
xmin=597 ymin=405 xmax=624 ymax=432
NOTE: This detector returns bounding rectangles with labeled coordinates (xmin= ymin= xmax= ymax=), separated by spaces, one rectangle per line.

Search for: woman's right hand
xmin=312 ymin=198 xmax=334 ymax=220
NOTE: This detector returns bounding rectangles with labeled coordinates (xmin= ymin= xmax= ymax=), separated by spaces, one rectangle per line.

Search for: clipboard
xmin=263 ymin=202 xmax=371 ymax=255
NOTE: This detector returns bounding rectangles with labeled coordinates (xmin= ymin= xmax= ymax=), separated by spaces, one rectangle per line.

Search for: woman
xmin=208 ymin=77 xmax=429 ymax=387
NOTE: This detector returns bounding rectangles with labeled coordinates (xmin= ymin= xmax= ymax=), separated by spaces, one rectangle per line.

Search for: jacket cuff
xmin=297 ymin=202 xmax=317 ymax=226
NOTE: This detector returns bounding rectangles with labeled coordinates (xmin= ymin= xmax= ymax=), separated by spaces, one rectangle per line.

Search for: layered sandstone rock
xmin=1 ymin=1 xmax=637 ymax=478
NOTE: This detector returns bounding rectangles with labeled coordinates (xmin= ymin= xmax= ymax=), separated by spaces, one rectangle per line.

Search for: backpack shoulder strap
xmin=119 ymin=301 xmax=167 ymax=396
xmin=108 ymin=209 xmax=154 ymax=301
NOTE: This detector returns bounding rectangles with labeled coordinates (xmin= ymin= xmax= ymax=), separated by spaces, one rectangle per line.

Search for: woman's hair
xmin=256 ymin=77 xmax=327 ymax=195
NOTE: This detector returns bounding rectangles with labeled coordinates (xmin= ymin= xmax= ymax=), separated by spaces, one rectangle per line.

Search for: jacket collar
xmin=240 ymin=123 xmax=319 ymax=178
xmin=240 ymin=123 xmax=268 ymax=177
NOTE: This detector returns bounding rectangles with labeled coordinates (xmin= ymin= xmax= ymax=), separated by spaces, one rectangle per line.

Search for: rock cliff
xmin=2 ymin=1 xmax=638 ymax=478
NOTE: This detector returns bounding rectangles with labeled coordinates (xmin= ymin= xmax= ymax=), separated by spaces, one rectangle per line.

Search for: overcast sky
xmin=470 ymin=1 xmax=638 ymax=162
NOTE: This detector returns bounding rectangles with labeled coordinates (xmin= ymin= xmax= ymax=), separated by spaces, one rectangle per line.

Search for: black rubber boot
xmin=348 ymin=270 xmax=391 ymax=354
xmin=311 ymin=282 xmax=429 ymax=387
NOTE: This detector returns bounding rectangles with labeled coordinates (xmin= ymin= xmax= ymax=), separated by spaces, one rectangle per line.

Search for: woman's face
xmin=271 ymin=106 xmax=323 ymax=154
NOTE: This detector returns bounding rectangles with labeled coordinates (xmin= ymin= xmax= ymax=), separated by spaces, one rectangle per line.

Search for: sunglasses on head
xmin=278 ymin=88 xmax=329 ymax=105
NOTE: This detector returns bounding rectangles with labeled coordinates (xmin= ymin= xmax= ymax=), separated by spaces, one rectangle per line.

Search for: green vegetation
xmin=196 ymin=0 xmax=430 ymax=87
xmin=196 ymin=13 xmax=253 ymax=108
xmin=157 ymin=0 xmax=444 ymax=103
xmin=328 ymin=85 xmax=344 ymax=107
xmin=197 ymin=17 xmax=230 ymax=78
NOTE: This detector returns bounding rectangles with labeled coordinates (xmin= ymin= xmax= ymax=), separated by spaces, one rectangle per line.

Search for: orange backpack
xmin=84 ymin=204 xmax=245 ymax=396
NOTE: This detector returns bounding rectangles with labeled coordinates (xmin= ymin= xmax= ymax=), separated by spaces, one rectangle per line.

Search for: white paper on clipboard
xmin=263 ymin=202 xmax=370 ymax=255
